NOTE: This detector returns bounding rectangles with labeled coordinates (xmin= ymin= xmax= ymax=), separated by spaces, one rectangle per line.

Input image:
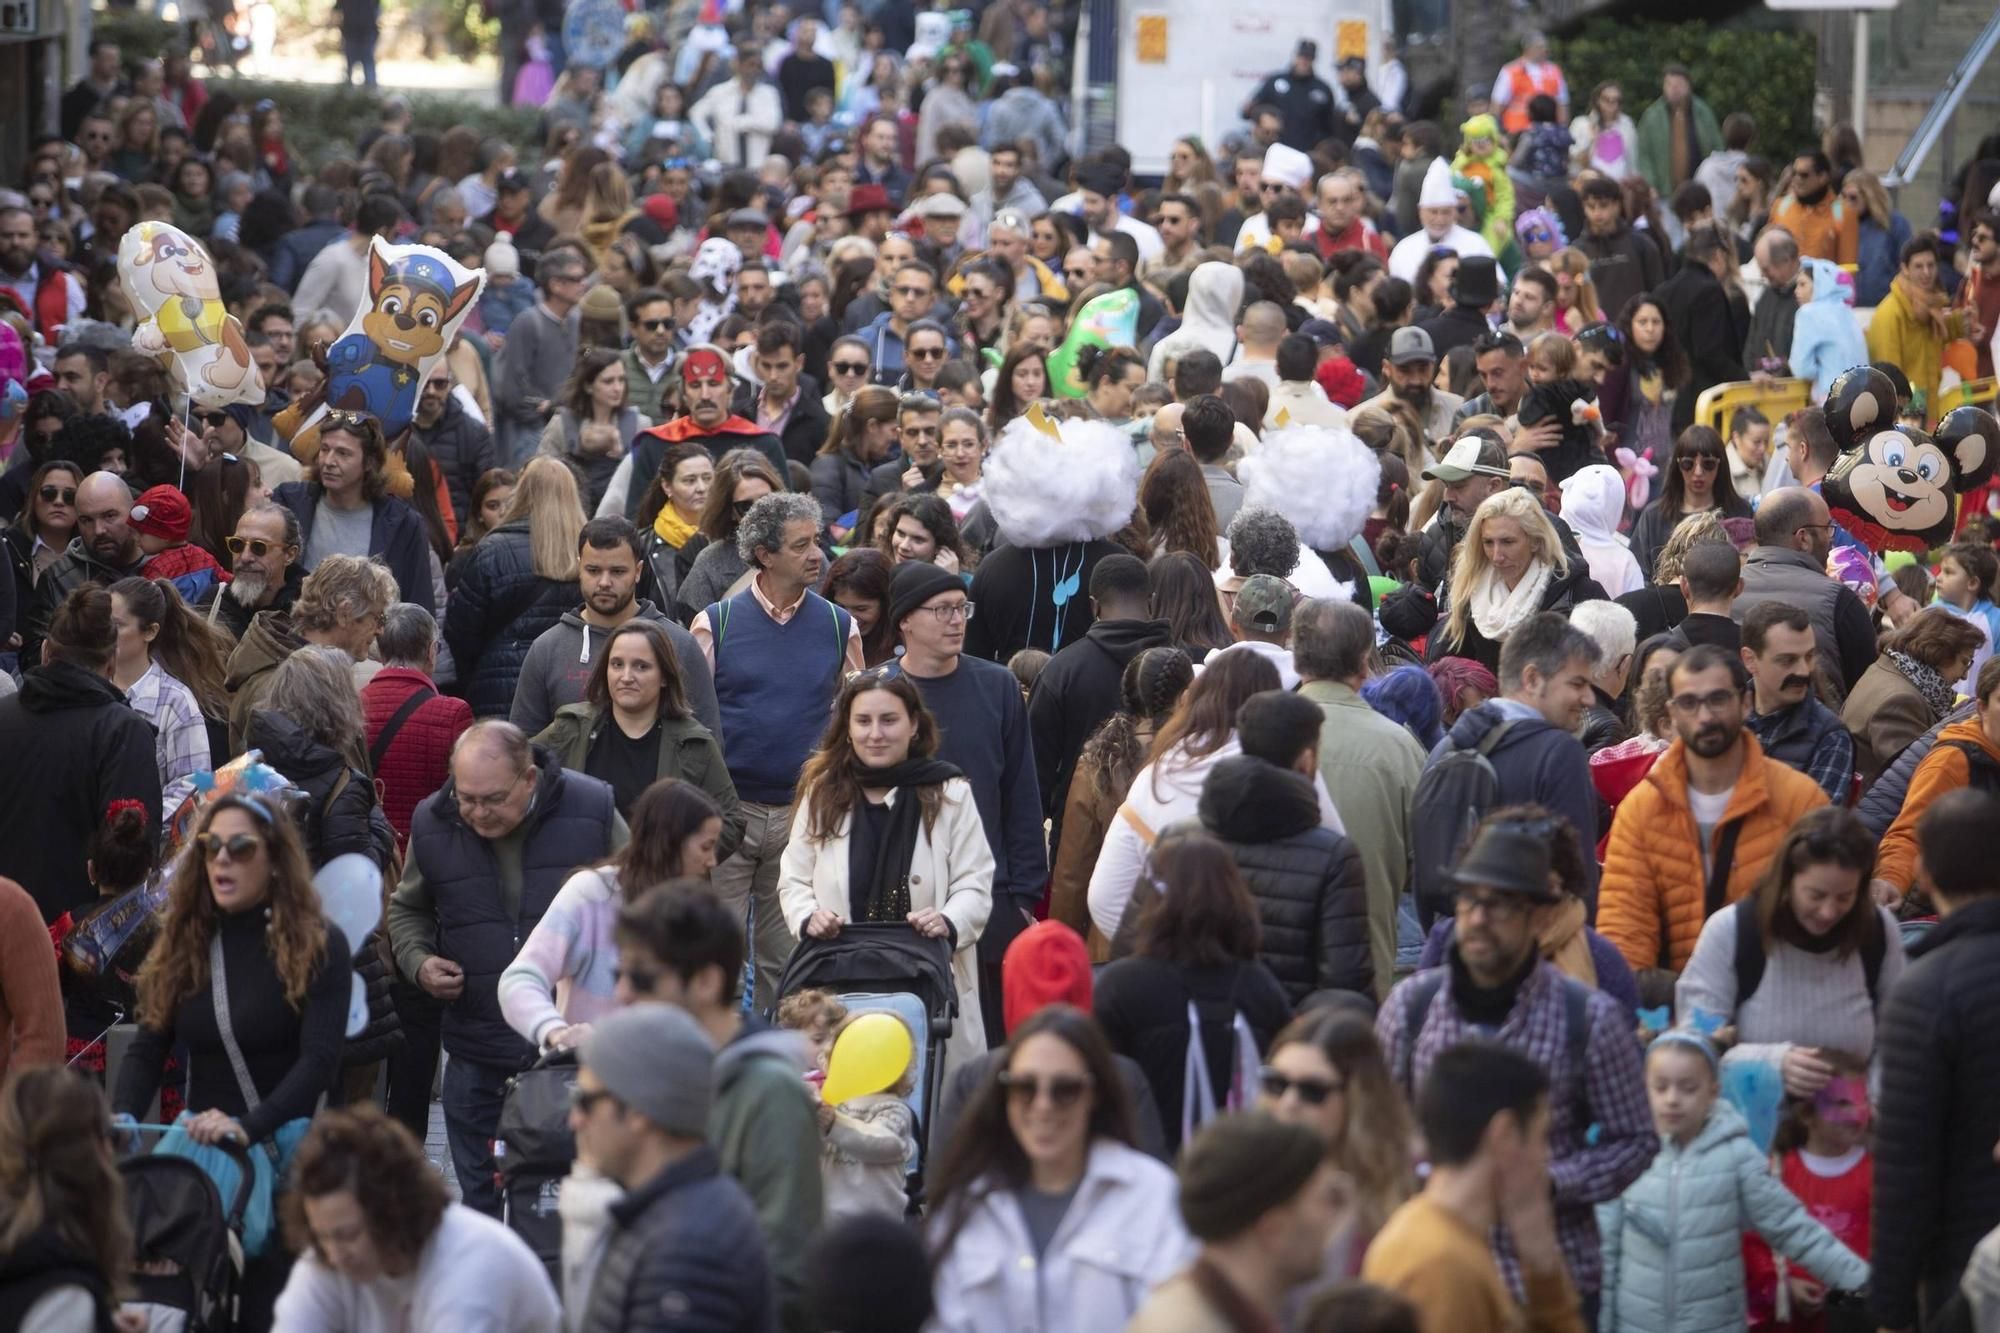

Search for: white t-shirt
xmin=1687 ymin=785 xmax=1735 ymax=878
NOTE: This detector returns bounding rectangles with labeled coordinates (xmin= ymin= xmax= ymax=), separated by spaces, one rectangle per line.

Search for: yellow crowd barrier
xmin=1692 ymin=379 xmax=1815 ymax=435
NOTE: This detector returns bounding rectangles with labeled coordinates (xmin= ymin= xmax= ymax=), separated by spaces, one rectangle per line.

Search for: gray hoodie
xmin=507 ymin=599 xmax=722 ymax=743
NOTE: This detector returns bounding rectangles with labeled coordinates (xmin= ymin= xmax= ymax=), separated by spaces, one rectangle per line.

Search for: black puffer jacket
xmin=1197 ymin=754 xmax=1373 ymax=1005
xmin=412 ymin=394 xmax=498 ymax=527
xmin=245 ymin=709 xmax=403 ymax=1066
xmin=1871 ymin=896 xmax=2000 ymax=1328
xmin=1580 ymin=685 xmax=1630 ymax=754
xmin=443 ymin=521 xmax=580 ymax=717
xmin=24 ymin=538 xmax=142 ymax=670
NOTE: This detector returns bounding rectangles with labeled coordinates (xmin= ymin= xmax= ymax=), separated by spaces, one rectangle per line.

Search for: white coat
xmin=926 ymin=1140 xmax=1193 ymax=1333
xmin=778 ymin=777 xmax=994 ymax=1071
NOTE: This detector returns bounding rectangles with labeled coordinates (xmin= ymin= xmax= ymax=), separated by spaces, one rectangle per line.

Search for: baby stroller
xmin=496 ymin=1049 xmax=580 ymax=1291
xmin=771 ymin=924 xmax=957 ymax=1204
xmin=118 ymin=1126 xmax=251 ymax=1332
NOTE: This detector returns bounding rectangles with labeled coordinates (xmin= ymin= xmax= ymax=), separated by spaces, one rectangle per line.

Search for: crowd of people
xmin=9 ymin=9 xmax=2000 ymax=1333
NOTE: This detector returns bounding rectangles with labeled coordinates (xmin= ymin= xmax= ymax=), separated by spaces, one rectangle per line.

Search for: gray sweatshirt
xmin=507 ymin=600 xmax=721 ymax=743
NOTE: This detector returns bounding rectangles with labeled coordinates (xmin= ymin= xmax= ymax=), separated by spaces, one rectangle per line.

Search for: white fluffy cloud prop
xmin=982 ymin=415 xmax=1141 ymax=548
xmin=1238 ymin=425 xmax=1382 ymax=551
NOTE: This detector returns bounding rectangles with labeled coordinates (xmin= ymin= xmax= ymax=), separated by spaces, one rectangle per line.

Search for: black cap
xmin=497 ymin=169 xmax=531 ymax=194
xmin=1296 ymin=39 xmax=1318 ymax=59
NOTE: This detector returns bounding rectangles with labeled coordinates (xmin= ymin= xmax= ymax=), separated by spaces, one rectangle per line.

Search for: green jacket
xmin=711 ymin=1022 xmax=826 ymax=1333
xmin=531 ymin=704 xmax=746 ymax=862
xmin=1636 ymin=94 xmax=1722 ymax=196
xmin=1300 ymin=679 xmax=1427 ymax=1001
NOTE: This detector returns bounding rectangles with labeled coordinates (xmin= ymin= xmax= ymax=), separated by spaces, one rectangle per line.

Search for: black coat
xmin=23 ymin=538 xmax=142 ymax=671
xmin=578 ymin=1146 xmax=774 ymax=1333
xmin=732 ymin=376 xmax=833 ymax=468
xmin=244 ymin=709 xmax=403 ymax=1066
xmin=412 ymin=394 xmax=498 ymax=528
xmin=272 ymin=482 xmax=434 ymax=615
xmin=0 ymin=661 xmax=162 ymax=923
xmin=1418 ymin=303 xmax=1494 ymax=365
xmin=1652 ymin=258 xmax=1748 ymax=433
xmin=1198 ymin=755 xmax=1372 ymax=1005
xmin=1026 ymin=616 xmax=1175 ymax=840
xmin=443 ymin=521 xmax=580 ymax=717
xmin=1871 ymin=896 xmax=2000 ymax=1327
xmin=1579 ymin=685 xmax=1630 ymax=754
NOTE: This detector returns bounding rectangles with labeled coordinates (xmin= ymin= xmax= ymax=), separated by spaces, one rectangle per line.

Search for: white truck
xmin=1071 ymin=0 xmax=1395 ymax=177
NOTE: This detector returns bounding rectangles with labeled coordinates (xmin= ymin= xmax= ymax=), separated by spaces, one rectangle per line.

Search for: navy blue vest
xmin=410 ymin=755 xmax=620 ymax=1066
xmin=706 ymin=586 xmax=852 ymax=804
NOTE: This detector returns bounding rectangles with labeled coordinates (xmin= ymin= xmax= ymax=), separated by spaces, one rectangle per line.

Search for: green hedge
xmin=209 ymin=79 xmax=544 ymax=171
xmin=1554 ymin=19 xmax=1819 ymax=170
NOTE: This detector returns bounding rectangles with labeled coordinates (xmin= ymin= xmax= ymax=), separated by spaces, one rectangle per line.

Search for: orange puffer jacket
xmin=1598 ymin=734 xmax=1830 ymax=972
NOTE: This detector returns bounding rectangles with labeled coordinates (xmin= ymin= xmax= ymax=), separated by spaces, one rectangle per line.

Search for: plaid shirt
xmin=1377 ymin=957 xmax=1656 ymax=1297
xmin=1747 ymin=701 xmax=1855 ymax=804
xmin=125 ymin=660 xmax=210 ymax=814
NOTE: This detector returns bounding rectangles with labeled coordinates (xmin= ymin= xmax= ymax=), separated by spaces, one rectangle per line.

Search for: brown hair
xmin=636 ymin=440 xmax=712 ymax=529
xmin=0 ymin=1068 xmax=132 ymax=1304
xmin=611 ymin=777 xmax=722 ymax=896
xmin=1268 ymin=1009 xmax=1415 ymax=1235
xmin=45 ymin=584 xmax=118 ymax=672
xmin=822 ymin=385 xmax=900 ymax=458
xmin=776 ymin=987 xmax=848 ymax=1034
xmin=1146 ymin=645 xmax=1281 ymax=791
xmin=797 ymin=672 xmax=944 ymax=843
xmin=1890 ymin=606 xmax=1987 ymax=673
xmin=314 ymin=412 xmax=391 ymax=502
xmin=584 ymin=620 xmax=691 ymax=720
xmin=110 ymin=577 xmax=232 ymax=717
xmin=134 ymin=795 xmax=328 ymax=1024
xmin=698 ymin=449 xmax=785 ymax=543
xmin=1753 ymin=805 xmax=1881 ymax=961
xmin=280 ymin=1105 xmax=448 ymax=1263
xmin=1133 ymin=830 xmax=1262 ymax=966
xmin=1139 ymin=449 xmax=1220 ymax=571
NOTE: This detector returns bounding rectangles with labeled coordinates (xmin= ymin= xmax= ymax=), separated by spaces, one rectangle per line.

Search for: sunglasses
xmin=1260 ymin=182 xmax=1287 ymax=194
xmin=198 ymin=410 xmax=231 ymax=427
xmin=225 ymin=536 xmax=287 ymax=557
xmin=997 ymin=1070 xmax=1092 ymax=1108
xmin=1678 ymin=454 xmax=1721 ymax=473
xmin=323 ymin=409 xmax=376 ymax=432
xmin=909 ymin=346 xmax=945 ymax=361
xmin=38 ymin=485 xmax=76 ymax=504
xmin=639 ymin=318 xmax=673 ymax=331
xmin=1259 ymin=1067 xmax=1344 ymax=1105
xmin=195 ymin=831 xmax=263 ymax=862
xmin=568 ymin=1086 xmax=618 ymax=1115
xmin=892 ymin=285 xmax=933 ymax=299
xmin=831 ymin=360 xmax=869 ymax=376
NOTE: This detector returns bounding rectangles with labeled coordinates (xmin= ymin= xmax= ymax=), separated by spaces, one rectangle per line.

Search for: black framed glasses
xmin=830 ymin=359 xmax=869 ymax=376
xmin=198 ymin=410 xmax=230 ymax=427
xmin=568 ymin=1086 xmax=618 ymax=1115
xmin=912 ymin=599 xmax=974 ymax=623
xmin=1454 ymin=889 xmax=1530 ymax=923
xmin=639 ymin=318 xmax=673 ymax=331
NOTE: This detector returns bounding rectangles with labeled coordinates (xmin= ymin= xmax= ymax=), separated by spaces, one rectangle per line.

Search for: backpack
xmin=1393 ymin=967 xmax=1594 ymax=1125
xmin=1729 ymin=895 xmax=1888 ymax=1016
xmin=1180 ymin=995 xmax=1260 ymax=1147
xmin=1941 ymin=738 xmax=2000 ymax=795
xmin=1410 ymin=719 xmax=1517 ymax=926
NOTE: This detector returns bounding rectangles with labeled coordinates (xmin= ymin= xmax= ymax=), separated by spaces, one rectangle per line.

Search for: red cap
xmin=642 ymin=193 xmax=679 ymax=231
xmin=130 ymin=484 xmax=192 ymax=542
xmin=1002 ymin=921 xmax=1092 ymax=1036
xmin=844 ymin=183 xmax=895 ymax=219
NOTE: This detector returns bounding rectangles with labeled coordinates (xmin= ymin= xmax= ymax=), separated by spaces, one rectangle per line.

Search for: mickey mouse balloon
xmin=1821 ymin=365 xmax=1998 ymax=553
xmin=118 ymin=221 xmax=265 ymax=409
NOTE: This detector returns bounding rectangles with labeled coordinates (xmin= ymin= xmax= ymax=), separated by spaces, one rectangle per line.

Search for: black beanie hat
xmin=1177 ymin=1112 xmax=1328 ymax=1242
xmin=888 ymin=560 xmax=964 ymax=629
xmin=805 ymin=1214 xmax=934 ymax=1333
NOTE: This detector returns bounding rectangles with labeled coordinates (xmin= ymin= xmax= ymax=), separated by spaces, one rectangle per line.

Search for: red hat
xmin=845 ymin=183 xmax=895 ymax=219
xmin=642 ymin=193 xmax=680 ymax=231
xmin=129 ymin=484 xmax=191 ymax=542
xmin=1002 ymin=921 xmax=1092 ymax=1036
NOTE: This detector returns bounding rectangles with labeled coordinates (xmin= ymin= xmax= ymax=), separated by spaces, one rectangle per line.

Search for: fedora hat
xmin=1446 ymin=819 xmax=1559 ymax=902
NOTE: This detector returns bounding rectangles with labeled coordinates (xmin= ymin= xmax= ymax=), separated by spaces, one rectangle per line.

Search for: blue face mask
xmin=0 ymin=379 xmax=24 ymax=422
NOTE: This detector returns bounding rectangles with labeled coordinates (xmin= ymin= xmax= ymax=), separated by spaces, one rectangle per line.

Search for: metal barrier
xmin=1692 ymin=379 xmax=1815 ymax=435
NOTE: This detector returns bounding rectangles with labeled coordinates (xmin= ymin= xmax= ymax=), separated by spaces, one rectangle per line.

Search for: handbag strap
xmin=209 ymin=933 xmax=281 ymax=1164
xmin=369 ymin=684 xmax=437 ymax=773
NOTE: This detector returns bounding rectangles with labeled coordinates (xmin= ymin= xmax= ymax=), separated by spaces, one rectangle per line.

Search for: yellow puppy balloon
xmin=119 ymin=221 xmax=264 ymax=409
xmin=819 ymin=1011 xmax=914 ymax=1105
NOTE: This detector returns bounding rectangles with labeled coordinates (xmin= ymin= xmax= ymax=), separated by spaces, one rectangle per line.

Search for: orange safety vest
xmin=1500 ymin=61 xmax=1563 ymax=135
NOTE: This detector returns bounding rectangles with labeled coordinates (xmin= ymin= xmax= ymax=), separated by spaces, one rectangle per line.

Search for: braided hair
xmin=1077 ymin=646 xmax=1194 ymax=802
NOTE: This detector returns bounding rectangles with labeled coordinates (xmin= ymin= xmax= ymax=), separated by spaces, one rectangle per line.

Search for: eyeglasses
xmin=225 ymin=536 xmax=288 ymax=558
xmin=198 ymin=410 xmax=231 ymax=427
xmin=1258 ymin=1067 xmax=1344 ymax=1105
xmin=425 ymin=379 xmax=450 ymax=392
xmin=908 ymin=346 xmax=945 ymax=361
xmin=195 ymin=831 xmax=264 ymax=862
xmin=997 ymin=1070 xmax=1092 ymax=1109
xmin=1454 ymin=889 xmax=1529 ymax=923
xmin=456 ymin=772 xmax=526 ymax=812
xmin=38 ymin=485 xmax=76 ymax=504
xmin=1677 ymin=454 xmax=1721 ymax=473
xmin=639 ymin=318 xmax=673 ymax=331
xmin=1793 ymin=522 xmax=1835 ymax=538
xmin=568 ymin=1086 xmax=618 ymax=1115
xmin=914 ymin=600 xmax=975 ymax=623
xmin=1260 ymin=182 xmax=1287 ymax=195
xmin=892 ymin=285 xmax=933 ymax=299
xmin=831 ymin=360 xmax=869 ymax=376
xmin=1668 ymin=688 xmax=1743 ymax=716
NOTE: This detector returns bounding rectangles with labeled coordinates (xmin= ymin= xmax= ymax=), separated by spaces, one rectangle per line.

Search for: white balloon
xmin=314 ymin=853 xmax=383 ymax=954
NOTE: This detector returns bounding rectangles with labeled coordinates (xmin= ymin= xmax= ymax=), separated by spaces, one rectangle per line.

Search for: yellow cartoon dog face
xmin=359 ymin=246 xmax=478 ymax=366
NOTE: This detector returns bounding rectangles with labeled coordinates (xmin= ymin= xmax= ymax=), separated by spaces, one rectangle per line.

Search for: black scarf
xmin=1447 ymin=939 xmax=1538 ymax=1027
xmin=850 ymin=756 xmax=963 ymax=922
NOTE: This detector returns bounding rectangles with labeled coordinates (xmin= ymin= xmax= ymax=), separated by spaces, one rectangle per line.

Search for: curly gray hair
xmin=736 ymin=491 xmax=822 ymax=568
xmin=1226 ymin=506 xmax=1302 ymax=579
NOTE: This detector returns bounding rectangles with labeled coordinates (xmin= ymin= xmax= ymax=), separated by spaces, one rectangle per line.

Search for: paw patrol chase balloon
xmin=119 ymin=221 xmax=264 ymax=409
xmin=1821 ymin=365 xmax=1998 ymax=553
xmin=294 ymin=237 xmax=484 ymax=447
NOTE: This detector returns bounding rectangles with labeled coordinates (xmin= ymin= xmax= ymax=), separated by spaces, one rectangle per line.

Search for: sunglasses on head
xmin=323 ymin=409 xmax=376 ymax=432
xmin=39 ymin=484 xmax=76 ymax=504
xmin=997 ymin=1070 xmax=1092 ymax=1108
xmin=195 ymin=831 xmax=263 ymax=862
xmin=225 ymin=535 xmax=286 ymax=557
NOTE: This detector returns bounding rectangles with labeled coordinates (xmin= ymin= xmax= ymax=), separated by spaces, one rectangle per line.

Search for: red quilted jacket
xmin=361 ymin=667 xmax=473 ymax=844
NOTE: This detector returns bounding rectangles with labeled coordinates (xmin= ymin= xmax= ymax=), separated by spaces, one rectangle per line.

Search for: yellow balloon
xmin=820 ymin=1011 xmax=914 ymax=1105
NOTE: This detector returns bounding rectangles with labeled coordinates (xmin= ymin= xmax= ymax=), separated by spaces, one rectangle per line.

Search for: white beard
xmin=228 ymin=573 xmax=269 ymax=606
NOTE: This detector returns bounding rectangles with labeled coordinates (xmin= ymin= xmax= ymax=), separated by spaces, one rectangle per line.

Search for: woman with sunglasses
xmin=1093 ymin=831 xmax=1293 ymax=1157
xmin=955 ymin=258 xmax=1013 ymax=363
xmin=927 ymin=1005 xmax=1189 ymax=1333
xmin=779 ymin=671 xmax=994 ymax=1070
xmin=5 ymin=460 xmax=81 ymax=659
xmin=1626 ymin=425 xmax=1753 ymax=586
xmin=673 ymin=449 xmax=784 ymax=622
xmin=115 ymin=793 xmax=350 ymax=1322
xmin=1256 ymin=1008 xmax=1416 ymax=1279
xmin=0 ymin=1067 xmax=139 ymax=1331
xmin=821 ymin=334 xmax=874 ymax=417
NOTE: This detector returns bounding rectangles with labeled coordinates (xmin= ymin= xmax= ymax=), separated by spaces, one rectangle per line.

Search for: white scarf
xmin=1468 ymin=558 xmax=1554 ymax=641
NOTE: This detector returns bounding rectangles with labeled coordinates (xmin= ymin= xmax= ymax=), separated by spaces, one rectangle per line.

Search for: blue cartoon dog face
xmin=360 ymin=250 xmax=477 ymax=366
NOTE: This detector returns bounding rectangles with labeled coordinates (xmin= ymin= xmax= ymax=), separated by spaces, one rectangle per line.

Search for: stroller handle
xmin=121 ymin=1121 xmax=260 ymax=1232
